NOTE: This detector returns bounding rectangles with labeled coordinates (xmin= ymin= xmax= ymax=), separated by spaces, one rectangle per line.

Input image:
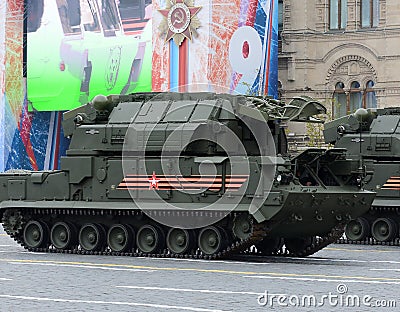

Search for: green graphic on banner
xmin=27 ymin=0 xmax=152 ymax=111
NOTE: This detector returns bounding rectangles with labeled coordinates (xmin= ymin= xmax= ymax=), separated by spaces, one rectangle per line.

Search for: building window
xmin=333 ymin=82 xmax=347 ymax=118
xmin=332 ymin=80 xmax=377 ymax=117
xmin=349 ymin=81 xmax=362 ymax=113
xmin=361 ymin=0 xmax=379 ymax=28
xmin=330 ymin=0 xmax=348 ymax=30
xmin=278 ymin=0 xmax=283 ymax=39
xmin=364 ymin=80 xmax=377 ymax=108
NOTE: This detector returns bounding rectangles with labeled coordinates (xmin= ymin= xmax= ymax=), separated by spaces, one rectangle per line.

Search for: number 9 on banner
xmin=228 ymin=26 xmax=262 ymax=93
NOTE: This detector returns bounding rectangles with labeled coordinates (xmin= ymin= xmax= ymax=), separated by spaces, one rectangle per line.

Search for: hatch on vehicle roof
xmin=134 ymin=101 xmax=170 ymax=123
xmin=163 ymin=100 xmax=197 ymax=122
xmin=371 ymin=115 xmax=400 ymax=134
xmin=108 ymin=101 xmax=142 ymax=124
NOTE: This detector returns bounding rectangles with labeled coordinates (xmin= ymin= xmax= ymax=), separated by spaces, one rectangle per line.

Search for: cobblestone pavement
xmin=0 ymin=226 xmax=398 ymax=312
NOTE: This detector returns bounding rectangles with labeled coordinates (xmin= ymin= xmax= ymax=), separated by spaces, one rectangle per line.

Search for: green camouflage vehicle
xmin=324 ymin=108 xmax=400 ymax=245
xmin=0 ymin=93 xmax=374 ymax=259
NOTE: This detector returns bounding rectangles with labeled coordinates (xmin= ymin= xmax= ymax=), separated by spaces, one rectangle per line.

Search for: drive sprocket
xmin=2 ymin=209 xmax=25 ymax=236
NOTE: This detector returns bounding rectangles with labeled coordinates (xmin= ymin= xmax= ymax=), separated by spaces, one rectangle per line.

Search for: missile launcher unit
xmin=0 ymin=93 xmax=374 ymax=259
xmin=324 ymin=107 xmax=400 ymax=245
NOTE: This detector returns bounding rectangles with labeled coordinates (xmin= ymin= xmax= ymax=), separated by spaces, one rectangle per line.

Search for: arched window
xmin=333 ymin=82 xmax=346 ymax=118
xmin=332 ymin=80 xmax=377 ymax=117
xmin=364 ymin=80 xmax=377 ymax=108
xmin=349 ymin=81 xmax=362 ymax=113
xmin=277 ymin=80 xmax=283 ymax=99
xmin=330 ymin=0 xmax=348 ymax=30
xmin=361 ymin=0 xmax=379 ymax=28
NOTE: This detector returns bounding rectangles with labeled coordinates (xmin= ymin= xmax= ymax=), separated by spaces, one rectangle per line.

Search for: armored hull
xmin=324 ymin=108 xmax=400 ymax=245
xmin=0 ymin=93 xmax=374 ymax=259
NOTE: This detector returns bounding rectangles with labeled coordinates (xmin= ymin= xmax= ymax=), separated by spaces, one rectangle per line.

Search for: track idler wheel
xmin=284 ymin=236 xmax=316 ymax=256
xmin=23 ymin=220 xmax=50 ymax=249
xmin=344 ymin=217 xmax=370 ymax=241
xmin=198 ymin=226 xmax=226 ymax=255
xmin=256 ymin=238 xmax=284 ymax=255
xmin=107 ymin=224 xmax=135 ymax=252
xmin=51 ymin=222 xmax=78 ymax=250
xmin=232 ymin=214 xmax=253 ymax=240
xmin=166 ymin=228 xmax=195 ymax=255
xmin=79 ymin=223 xmax=107 ymax=251
xmin=371 ymin=218 xmax=397 ymax=242
xmin=136 ymin=224 xmax=165 ymax=254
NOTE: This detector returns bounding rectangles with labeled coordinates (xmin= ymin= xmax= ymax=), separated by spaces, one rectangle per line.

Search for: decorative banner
xmin=0 ymin=1 xmax=6 ymax=171
xmin=26 ymin=0 xmax=153 ymax=111
xmin=152 ymin=0 xmax=278 ymax=97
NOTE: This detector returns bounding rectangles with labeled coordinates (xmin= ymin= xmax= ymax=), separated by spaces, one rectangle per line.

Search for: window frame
xmin=361 ymin=0 xmax=379 ymax=28
xmin=332 ymin=80 xmax=377 ymax=118
xmin=329 ymin=0 xmax=347 ymax=30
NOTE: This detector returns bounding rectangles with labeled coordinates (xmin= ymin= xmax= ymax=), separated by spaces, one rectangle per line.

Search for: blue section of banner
xmin=4 ymin=107 xmax=69 ymax=171
xmin=169 ymin=40 xmax=179 ymax=91
xmin=251 ymin=1 xmax=268 ymax=95
xmin=268 ymin=0 xmax=279 ymax=98
xmin=28 ymin=111 xmax=51 ymax=170
xmin=231 ymin=0 xmax=278 ymax=97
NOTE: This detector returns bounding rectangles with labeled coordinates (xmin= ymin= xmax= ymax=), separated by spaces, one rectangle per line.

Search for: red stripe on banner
xmin=178 ymin=39 xmax=188 ymax=92
xmin=264 ymin=0 xmax=274 ymax=95
xmin=245 ymin=0 xmax=258 ymax=27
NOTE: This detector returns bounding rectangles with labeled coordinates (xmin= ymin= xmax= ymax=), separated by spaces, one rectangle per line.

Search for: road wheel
xmin=198 ymin=226 xmax=224 ymax=255
xmin=79 ymin=223 xmax=106 ymax=251
xmin=166 ymin=228 xmax=195 ymax=255
xmin=136 ymin=225 xmax=165 ymax=253
xmin=344 ymin=217 xmax=370 ymax=241
xmin=23 ymin=220 xmax=49 ymax=249
xmin=51 ymin=222 xmax=77 ymax=250
xmin=371 ymin=218 xmax=397 ymax=242
xmin=107 ymin=224 xmax=135 ymax=252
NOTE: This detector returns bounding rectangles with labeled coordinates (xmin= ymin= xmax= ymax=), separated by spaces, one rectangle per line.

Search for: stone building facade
xmin=278 ymin=0 xmax=400 ymax=119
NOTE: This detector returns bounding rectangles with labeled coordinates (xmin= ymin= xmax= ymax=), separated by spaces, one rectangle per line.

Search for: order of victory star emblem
xmin=159 ymin=0 xmax=202 ymax=46
xmin=148 ymin=171 xmax=160 ymax=190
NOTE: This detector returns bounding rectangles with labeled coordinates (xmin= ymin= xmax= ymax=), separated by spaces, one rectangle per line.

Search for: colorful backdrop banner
xmin=152 ymin=0 xmax=278 ymax=97
xmin=0 ymin=1 xmax=6 ymax=171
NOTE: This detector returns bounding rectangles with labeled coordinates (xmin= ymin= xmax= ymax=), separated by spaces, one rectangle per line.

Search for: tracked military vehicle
xmin=0 ymin=93 xmax=374 ymax=259
xmin=324 ymin=108 xmax=400 ymax=245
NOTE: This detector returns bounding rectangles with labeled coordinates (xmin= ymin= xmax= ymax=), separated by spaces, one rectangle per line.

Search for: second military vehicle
xmin=324 ymin=107 xmax=400 ymax=245
xmin=1 ymin=93 xmax=374 ymax=259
